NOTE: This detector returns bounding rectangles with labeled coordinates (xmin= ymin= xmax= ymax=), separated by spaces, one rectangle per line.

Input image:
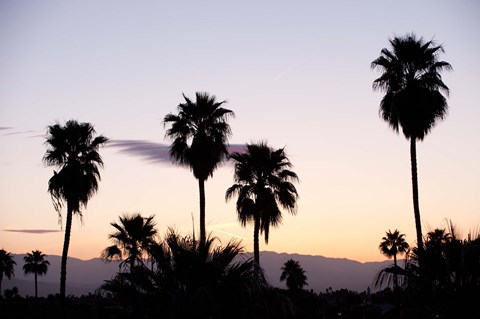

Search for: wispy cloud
xmin=208 ymin=222 xmax=247 ymax=240
xmin=108 ymin=139 xmax=246 ymax=165
xmin=4 ymin=229 xmax=61 ymax=234
xmin=108 ymin=139 xmax=171 ymax=164
xmin=0 ymin=127 xmax=41 ymax=138
xmin=2 ymin=130 xmax=37 ymax=136
xmin=228 ymin=144 xmax=246 ymax=154
xmin=274 ymin=66 xmax=293 ymax=80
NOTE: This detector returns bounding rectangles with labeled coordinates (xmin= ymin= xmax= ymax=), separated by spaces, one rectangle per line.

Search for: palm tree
xmin=226 ymin=142 xmax=299 ymax=266
xmin=43 ymin=120 xmax=108 ymax=300
xmin=371 ymin=34 xmax=452 ymax=249
xmin=152 ymin=230 xmax=266 ymax=319
xmin=101 ymin=230 xmax=266 ymax=318
xmin=280 ymin=259 xmax=308 ymax=290
xmin=101 ymin=214 xmax=157 ymax=278
xmin=163 ymin=92 xmax=234 ymax=248
xmin=23 ymin=250 xmax=50 ymax=298
xmin=379 ymin=229 xmax=409 ymax=289
xmin=0 ymin=249 xmax=16 ymax=295
xmin=379 ymin=229 xmax=410 ymax=269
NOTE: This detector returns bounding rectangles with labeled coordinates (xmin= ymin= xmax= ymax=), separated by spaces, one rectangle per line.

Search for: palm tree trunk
xmin=253 ymin=214 xmax=260 ymax=267
xmin=410 ymin=138 xmax=424 ymax=251
xmin=393 ymin=254 xmax=398 ymax=291
xmin=35 ymin=272 xmax=38 ymax=298
xmin=198 ymin=178 xmax=206 ymax=248
xmin=60 ymin=203 xmax=73 ymax=302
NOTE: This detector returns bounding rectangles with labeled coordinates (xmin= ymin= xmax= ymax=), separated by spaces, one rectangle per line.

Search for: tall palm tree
xmin=43 ymin=120 xmax=108 ymax=300
xmin=371 ymin=34 xmax=451 ymax=249
xmin=280 ymin=259 xmax=308 ymax=290
xmin=23 ymin=250 xmax=50 ymax=298
xmin=0 ymin=249 xmax=16 ymax=295
xmin=164 ymin=92 xmax=234 ymax=248
xmin=101 ymin=213 xmax=157 ymax=277
xmin=379 ymin=229 xmax=410 ymax=289
xmin=226 ymin=142 xmax=299 ymax=266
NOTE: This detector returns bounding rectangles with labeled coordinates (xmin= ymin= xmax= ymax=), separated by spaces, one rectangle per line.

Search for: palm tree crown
xmin=0 ymin=249 xmax=16 ymax=294
xmin=226 ymin=142 xmax=299 ymax=265
xmin=102 ymin=213 xmax=157 ymax=274
xmin=371 ymin=33 xmax=451 ymax=141
xmin=379 ymin=229 xmax=410 ymax=267
xmin=280 ymin=259 xmax=308 ymax=290
xmin=43 ymin=119 xmax=108 ymax=300
xmin=371 ymin=34 xmax=451 ymax=251
xmin=23 ymin=250 xmax=50 ymax=298
xmin=44 ymin=120 xmax=108 ymax=217
xmin=164 ymin=92 xmax=234 ymax=181
xmin=163 ymin=92 xmax=234 ymax=247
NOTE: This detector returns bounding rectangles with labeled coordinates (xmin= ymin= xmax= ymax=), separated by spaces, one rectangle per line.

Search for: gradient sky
xmin=1 ymin=0 xmax=479 ymax=263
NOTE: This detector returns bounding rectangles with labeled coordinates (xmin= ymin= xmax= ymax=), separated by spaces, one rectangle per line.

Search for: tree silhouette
xmin=152 ymin=230 xmax=266 ymax=319
xmin=375 ymin=222 xmax=480 ymax=315
xmin=101 ymin=213 xmax=157 ymax=278
xmin=0 ymin=249 xmax=16 ymax=295
xmin=371 ymin=34 xmax=451 ymax=250
xmin=23 ymin=250 xmax=50 ymax=298
xmin=280 ymin=259 xmax=308 ymax=290
xmin=43 ymin=120 xmax=108 ymax=301
xmin=164 ymin=92 xmax=234 ymax=248
xmin=379 ymin=229 xmax=409 ymax=289
xmin=379 ymin=229 xmax=410 ymax=269
xmin=226 ymin=142 xmax=298 ymax=267
xmin=101 ymin=229 xmax=267 ymax=318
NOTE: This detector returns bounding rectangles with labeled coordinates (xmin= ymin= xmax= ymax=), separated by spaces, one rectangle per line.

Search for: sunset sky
xmin=1 ymin=0 xmax=479 ymax=263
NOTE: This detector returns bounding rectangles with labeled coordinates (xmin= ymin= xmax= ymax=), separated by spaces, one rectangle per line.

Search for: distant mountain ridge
xmin=4 ymin=252 xmax=392 ymax=297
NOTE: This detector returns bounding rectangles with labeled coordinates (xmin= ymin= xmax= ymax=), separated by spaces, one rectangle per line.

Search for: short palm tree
xmin=280 ymin=259 xmax=308 ymax=290
xmin=102 ymin=213 xmax=157 ymax=277
xmin=371 ymin=34 xmax=451 ymax=249
xmin=380 ymin=229 xmax=410 ymax=268
xmin=0 ymin=249 xmax=16 ymax=295
xmin=43 ymin=120 xmax=108 ymax=300
xmin=23 ymin=250 xmax=50 ymax=298
xmin=102 ymin=230 xmax=266 ymax=318
xmin=379 ymin=229 xmax=409 ymax=289
xmin=153 ymin=230 xmax=266 ymax=318
xmin=164 ymin=92 xmax=234 ymax=248
xmin=226 ymin=142 xmax=299 ymax=266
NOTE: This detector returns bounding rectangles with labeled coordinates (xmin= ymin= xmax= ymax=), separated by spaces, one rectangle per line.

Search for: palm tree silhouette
xmin=379 ymin=229 xmax=410 ymax=269
xmin=379 ymin=229 xmax=409 ymax=289
xmin=152 ymin=230 xmax=266 ymax=319
xmin=23 ymin=250 xmax=50 ymax=298
xmin=163 ymin=92 xmax=234 ymax=248
xmin=371 ymin=34 xmax=451 ymax=250
xmin=226 ymin=142 xmax=298 ymax=266
xmin=280 ymin=259 xmax=308 ymax=290
xmin=43 ymin=120 xmax=108 ymax=301
xmin=0 ymin=249 xmax=16 ymax=295
xmin=101 ymin=214 xmax=157 ymax=278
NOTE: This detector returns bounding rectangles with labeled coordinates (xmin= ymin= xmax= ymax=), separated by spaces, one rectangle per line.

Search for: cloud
xmin=228 ymin=144 xmax=246 ymax=154
xmin=2 ymin=130 xmax=37 ymax=136
xmin=108 ymin=139 xmax=171 ymax=164
xmin=208 ymin=222 xmax=247 ymax=240
xmin=108 ymin=139 xmax=246 ymax=165
xmin=0 ymin=127 xmax=40 ymax=138
xmin=4 ymin=229 xmax=61 ymax=234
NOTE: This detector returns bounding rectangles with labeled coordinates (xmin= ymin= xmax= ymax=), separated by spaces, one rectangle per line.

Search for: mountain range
xmin=3 ymin=252 xmax=393 ymax=297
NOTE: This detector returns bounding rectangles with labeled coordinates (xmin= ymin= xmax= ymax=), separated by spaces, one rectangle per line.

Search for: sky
xmin=1 ymin=0 xmax=479 ymax=263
